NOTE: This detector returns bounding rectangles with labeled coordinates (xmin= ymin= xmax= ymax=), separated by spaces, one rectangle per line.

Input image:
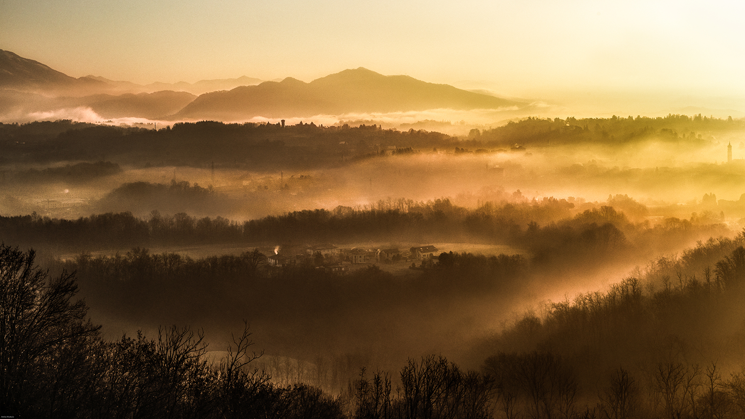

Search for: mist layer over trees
xmin=2 ymin=116 xmax=745 ymax=222
xmin=4 ymin=114 xmax=745 ymax=418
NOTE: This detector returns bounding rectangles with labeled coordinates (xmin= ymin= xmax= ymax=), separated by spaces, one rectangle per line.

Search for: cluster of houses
xmin=265 ymin=244 xmax=439 ymax=270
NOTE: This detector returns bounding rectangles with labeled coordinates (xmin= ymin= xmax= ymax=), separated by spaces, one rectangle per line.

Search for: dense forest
xmin=478 ymin=232 xmax=745 ymax=419
xmin=0 ymin=197 xmax=729 ymax=269
xmin=0 ymin=121 xmax=453 ymax=169
xmin=0 ymin=115 xmax=741 ymax=170
xmin=1 ymin=116 xmax=744 ymax=223
xmin=473 ymin=113 xmax=743 ymax=148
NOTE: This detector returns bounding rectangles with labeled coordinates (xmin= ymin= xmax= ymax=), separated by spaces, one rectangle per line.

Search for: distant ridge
xmin=0 ymin=49 xmax=104 ymax=92
xmin=81 ymin=75 xmax=264 ymax=96
xmin=69 ymin=91 xmax=197 ymax=119
xmin=174 ymin=68 xmax=523 ymax=120
xmin=0 ymin=50 xmax=199 ymax=120
xmin=0 ymin=49 xmax=263 ymax=96
xmin=0 ymin=49 xmax=525 ymax=121
xmin=145 ymin=76 xmax=264 ymax=96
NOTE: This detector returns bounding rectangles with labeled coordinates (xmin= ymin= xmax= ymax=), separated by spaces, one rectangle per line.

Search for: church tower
xmin=728 ymin=142 xmax=732 ymax=163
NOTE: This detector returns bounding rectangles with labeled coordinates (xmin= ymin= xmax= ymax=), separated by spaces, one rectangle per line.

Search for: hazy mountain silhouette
xmin=145 ymin=76 xmax=264 ymax=95
xmin=174 ymin=68 xmax=523 ymax=120
xmin=1 ymin=50 xmax=524 ymax=121
xmin=83 ymin=75 xmax=264 ymax=95
xmin=0 ymin=49 xmax=105 ymax=93
xmin=0 ymin=89 xmax=197 ymax=121
xmin=71 ymin=91 xmax=197 ymax=119
xmin=0 ymin=49 xmax=263 ymax=96
xmin=0 ymin=50 xmax=243 ymax=120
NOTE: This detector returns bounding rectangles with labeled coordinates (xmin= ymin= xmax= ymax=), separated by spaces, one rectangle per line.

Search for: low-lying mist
xmin=3 ymin=136 xmax=745 ymax=223
xmin=38 ymin=208 xmax=737 ymax=392
xmin=7 ymin=115 xmax=745 ymax=418
xmin=7 ymin=193 xmax=724 ymax=385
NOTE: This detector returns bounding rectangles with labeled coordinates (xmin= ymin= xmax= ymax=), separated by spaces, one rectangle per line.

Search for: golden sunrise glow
xmin=5 ymin=2 xmax=745 ymax=417
xmin=2 ymin=0 xmax=744 ymax=112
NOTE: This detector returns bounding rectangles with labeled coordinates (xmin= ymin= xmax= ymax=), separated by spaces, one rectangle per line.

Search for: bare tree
xmin=216 ymin=320 xmax=270 ymax=419
xmin=483 ymin=353 xmax=521 ymax=419
xmin=698 ymin=362 xmax=731 ymax=419
xmin=599 ymin=368 xmax=638 ymax=419
xmin=723 ymin=367 xmax=745 ymax=417
xmin=484 ymin=351 xmax=576 ymax=419
xmin=0 ymin=244 xmax=100 ymax=417
xmin=153 ymin=325 xmax=213 ymax=419
xmin=354 ymin=367 xmax=392 ymax=419
xmin=652 ymin=361 xmax=701 ymax=419
xmin=242 ymin=248 xmax=266 ymax=277
xmin=400 ymin=355 xmax=493 ymax=419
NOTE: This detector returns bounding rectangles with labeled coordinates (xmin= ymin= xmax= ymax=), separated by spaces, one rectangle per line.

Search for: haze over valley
xmin=3 ymin=1 xmax=745 ymax=417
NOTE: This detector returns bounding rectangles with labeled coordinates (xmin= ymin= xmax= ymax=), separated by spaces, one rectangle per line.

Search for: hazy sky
xmin=2 ymin=0 xmax=744 ymax=100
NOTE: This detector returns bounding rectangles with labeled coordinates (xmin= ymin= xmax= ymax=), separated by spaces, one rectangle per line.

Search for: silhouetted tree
xmin=599 ymin=368 xmax=638 ymax=419
xmin=715 ymin=246 xmax=745 ymax=288
xmin=400 ymin=355 xmax=493 ymax=419
xmin=651 ymin=361 xmax=701 ymax=419
xmin=0 ymin=244 xmax=101 ymax=417
xmin=353 ymin=368 xmax=392 ymax=419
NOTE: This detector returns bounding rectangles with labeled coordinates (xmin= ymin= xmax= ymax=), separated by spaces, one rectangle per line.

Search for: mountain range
xmin=0 ymin=49 xmax=523 ymax=122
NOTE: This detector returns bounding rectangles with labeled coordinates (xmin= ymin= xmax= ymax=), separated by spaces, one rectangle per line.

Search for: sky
xmin=2 ymin=0 xmax=745 ymax=105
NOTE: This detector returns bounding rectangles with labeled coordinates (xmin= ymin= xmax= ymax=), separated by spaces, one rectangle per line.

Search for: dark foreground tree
xmin=0 ymin=243 xmax=344 ymax=418
xmin=0 ymin=244 xmax=101 ymax=417
xmin=350 ymin=355 xmax=494 ymax=419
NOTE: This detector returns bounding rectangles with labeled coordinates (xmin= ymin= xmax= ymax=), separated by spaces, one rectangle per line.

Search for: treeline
xmin=470 ymin=113 xmax=744 ymax=148
xmin=476 ymin=232 xmax=745 ymax=418
xmin=2 ymin=116 xmax=740 ymax=170
xmin=0 ymin=198 xmax=729 ymax=269
xmin=56 ymin=248 xmax=528 ymax=367
xmin=3 ymin=197 xmax=573 ymax=251
xmin=0 ymin=120 xmax=455 ymax=169
xmin=1 ymin=160 xmax=121 ymax=184
xmin=350 ymin=357 xmax=494 ymax=419
xmin=96 ymin=180 xmax=226 ymax=215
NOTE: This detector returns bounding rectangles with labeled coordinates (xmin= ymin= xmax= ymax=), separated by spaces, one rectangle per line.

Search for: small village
xmin=264 ymin=243 xmax=440 ymax=272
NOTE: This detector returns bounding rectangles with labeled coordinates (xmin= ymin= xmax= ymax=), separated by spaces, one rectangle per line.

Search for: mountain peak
xmin=279 ymin=77 xmax=306 ymax=86
xmin=312 ymin=67 xmax=384 ymax=85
